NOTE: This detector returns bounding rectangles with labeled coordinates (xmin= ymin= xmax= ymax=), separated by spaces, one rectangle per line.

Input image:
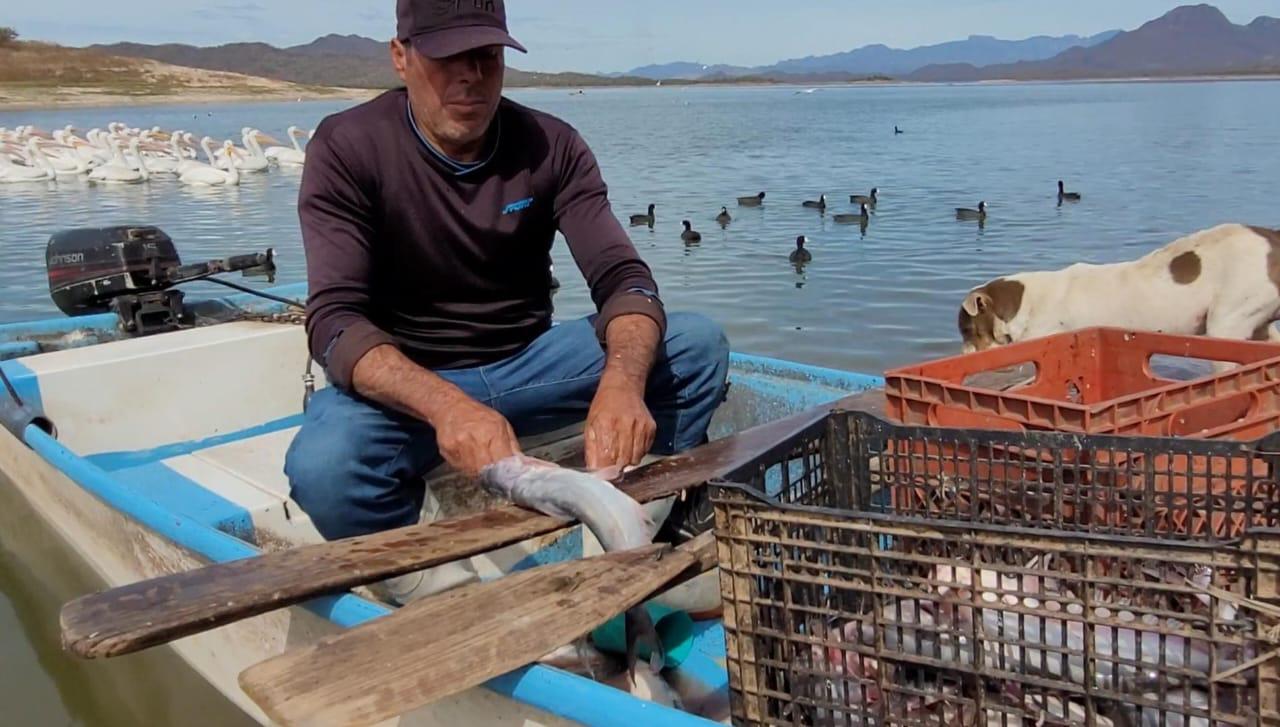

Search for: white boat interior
xmin=0 ymin=283 xmax=881 ymax=725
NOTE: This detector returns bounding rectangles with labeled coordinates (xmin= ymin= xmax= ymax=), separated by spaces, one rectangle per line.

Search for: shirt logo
xmin=502 ymin=197 xmax=533 ymax=215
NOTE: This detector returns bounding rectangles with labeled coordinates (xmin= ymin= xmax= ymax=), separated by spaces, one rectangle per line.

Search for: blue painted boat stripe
xmin=0 ymin=312 xmax=119 ymax=339
xmin=730 ymin=351 xmax=885 ymax=390
xmin=24 ymin=425 xmax=263 ymax=564
xmin=1 ymin=359 xmax=44 ymax=415
xmin=679 ymin=621 xmax=731 ymax=691
xmin=506 ymin=529 xmax=582 ymax=574
xmin=20 ymin=420 xmax=718 ymax=725
xmin=733 ymin=373 xmax=850 ymax=410
xmin=0 ymin=341 xmax=40 ymax=360
xmin=487 ymin=665 xmax=712 ymax=726
xmin=86 ymin=414 xmax=303 ymax=472
xmin=109 ymin=461 xmax=254 ymax=540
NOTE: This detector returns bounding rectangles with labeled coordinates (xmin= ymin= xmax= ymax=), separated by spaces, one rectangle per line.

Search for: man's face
xmin=393 ymin=40 xmax=505 ymax=153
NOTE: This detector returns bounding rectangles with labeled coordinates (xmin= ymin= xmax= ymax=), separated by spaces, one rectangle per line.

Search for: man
xmin=285 ymin=0 xmax=730 ymax=557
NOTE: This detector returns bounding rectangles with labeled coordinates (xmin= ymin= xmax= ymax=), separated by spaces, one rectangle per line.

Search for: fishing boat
xmin=0 ymin=227 xmax=882 ymax=725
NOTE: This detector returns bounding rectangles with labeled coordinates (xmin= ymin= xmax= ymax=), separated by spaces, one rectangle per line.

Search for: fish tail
xmin=624 ymin=607 xmax=664 ymax=682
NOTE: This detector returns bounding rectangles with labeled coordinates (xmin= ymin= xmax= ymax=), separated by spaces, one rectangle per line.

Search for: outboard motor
xmin=46 ymin=225 xmax=276 ymax=335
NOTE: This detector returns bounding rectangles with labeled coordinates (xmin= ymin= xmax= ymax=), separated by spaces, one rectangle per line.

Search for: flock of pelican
xmin=0 ymin=123 xmax=313 ymax=187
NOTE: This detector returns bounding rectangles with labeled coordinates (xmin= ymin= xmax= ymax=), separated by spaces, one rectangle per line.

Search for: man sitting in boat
xmin=284 ymin=0 xmax=730 ymax=591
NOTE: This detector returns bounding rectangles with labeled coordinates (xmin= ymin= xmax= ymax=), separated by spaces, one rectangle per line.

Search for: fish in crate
xmin=709 ymin=411 xmax=1280 ymax=727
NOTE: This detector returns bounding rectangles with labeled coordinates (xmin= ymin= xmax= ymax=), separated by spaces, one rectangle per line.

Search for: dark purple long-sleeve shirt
xmin=299 ymin=88 xmax=666 ymax=390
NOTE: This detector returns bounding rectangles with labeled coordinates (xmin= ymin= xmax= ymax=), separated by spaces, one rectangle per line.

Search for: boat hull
xmin=0 ymin=292 xmax=882 ymax=725
xmin=0 ymin=417 xmax=580 ymax=726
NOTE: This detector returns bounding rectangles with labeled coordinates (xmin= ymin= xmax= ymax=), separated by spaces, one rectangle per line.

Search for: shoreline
xmin=3 ymin=73 xmax=1279 ymax=111
xmin=0 ymin=86 xmax=376 ymax=111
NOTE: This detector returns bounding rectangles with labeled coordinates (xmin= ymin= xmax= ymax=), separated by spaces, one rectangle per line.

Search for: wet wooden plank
xmin=240 ymin=532 xmax=718 ymax=727
xmin=64 ymin=374 xmax=1015 ymax=661
xmin=60 ymin=391 xmax=860 ymax=660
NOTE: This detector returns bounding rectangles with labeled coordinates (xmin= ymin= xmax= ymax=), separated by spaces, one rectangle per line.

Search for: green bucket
xmin=590 ymin=602 xmax=695 ymax=669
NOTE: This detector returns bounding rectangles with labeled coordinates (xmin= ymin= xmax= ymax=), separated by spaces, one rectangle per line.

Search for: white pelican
xmin=87 ymin=138 xmax=148 ymax=184
xmin=0 ymin=140 xmax=57 ymax=183
xmin=212 ymin=128 xmax=253 ymax=169
xmin=180 ymin=141 xmax=240 ymax=186
xmin=35 ymin=140 xmax=92 ymax=176
xmin=264 ymin=126 xmax=307 ymax=166
xmin=176 ymin=136 xmax=218 ymax=176
xmin=235 ymin=130 xmax=271 ymax=173
xmin=176 ymin=136 xmax=220 ymax=175
xmin=134 ymin=138 xmax=180 ymax=175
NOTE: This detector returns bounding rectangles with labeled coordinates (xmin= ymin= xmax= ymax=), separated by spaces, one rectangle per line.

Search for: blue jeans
xmin=285 ymin=313 xmax=730 ymax=541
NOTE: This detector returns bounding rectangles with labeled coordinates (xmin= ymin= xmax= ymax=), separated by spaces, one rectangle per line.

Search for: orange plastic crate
xmin=885 ymin=328 xmax=1280 ymax=438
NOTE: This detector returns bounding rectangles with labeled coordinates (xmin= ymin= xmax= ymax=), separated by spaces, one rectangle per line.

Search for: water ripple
xmin=3 ymin=82 xmax=1279 ymax=374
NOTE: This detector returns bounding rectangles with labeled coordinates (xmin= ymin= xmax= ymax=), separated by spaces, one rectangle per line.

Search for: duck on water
xmin=850 ymin=188 xmax=878 ymax=207
xmin=956 ymin=201 xmax=987 ymax=222
xmin=833 ymin=204 xmax=870 ymax=224
xmin=1058 ymin=180 xmax=1081 ymax=203
xmin=789 ymin=235 xmax=812 ymax=263
xmin=801 ymin=194 xmax=827 ymax=211
xmin=629 ymin=203 xmax=656 ymax=226
xmin=681 ymin=221 xmax=702 ymax=243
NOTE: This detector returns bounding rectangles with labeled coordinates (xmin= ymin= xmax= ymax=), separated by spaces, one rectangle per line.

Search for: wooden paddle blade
xmin=59 ymin=391 xmax=862 ymax=661
xmin=240 ymin=534 xmax=715 ymax=727
xmin=60 ymin=507 xmax=562 ymax=659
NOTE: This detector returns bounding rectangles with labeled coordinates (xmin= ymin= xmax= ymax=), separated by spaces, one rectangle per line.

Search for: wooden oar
xmin=240 ymin=531 xmax=718 ymax=727
xmin=61 ymin=390 xmax=877 ymax=660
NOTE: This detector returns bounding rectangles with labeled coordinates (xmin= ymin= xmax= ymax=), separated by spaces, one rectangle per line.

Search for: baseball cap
xmin=396 ymin=0 xmax=527 ymax=59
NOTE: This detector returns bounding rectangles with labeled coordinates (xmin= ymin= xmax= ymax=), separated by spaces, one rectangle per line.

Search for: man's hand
xmin=352 ymin=345 xmax=521 ymax=476
xmin=584 ymin=382 xmax=656 ymax=470
xmin=584 ymin=314 xmax=662 ymax=470
xmin=430 ymin=393 xmax=522 ymax=477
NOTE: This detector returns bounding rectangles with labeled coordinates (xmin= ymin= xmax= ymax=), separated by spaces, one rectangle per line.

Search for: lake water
xmin=3 ymin=79 xmax=1280 ymax=724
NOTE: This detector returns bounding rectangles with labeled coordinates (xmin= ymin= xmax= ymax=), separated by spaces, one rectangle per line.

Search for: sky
xmin=7 ymin=1 xmax=1278 ymax=73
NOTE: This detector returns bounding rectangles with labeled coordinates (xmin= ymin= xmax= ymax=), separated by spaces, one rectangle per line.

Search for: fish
xmin=480 ymin=455 xmax=664 ymax=678
xmin=604 ymin=667 xmax=684 ymax=710
xmin=824 ymin=564 xmax=1248 ymax=696
xmin=541 ymin=636 xmax=684 ymax=710
xmin=1135 ymin=689 xmax=1221 ymax=727
xmin=538 ymin=640 xmax=618 ymax=680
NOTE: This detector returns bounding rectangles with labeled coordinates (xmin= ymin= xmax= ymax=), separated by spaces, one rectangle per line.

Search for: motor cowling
xmin=47 ymin=225 xmax=181 ymax=317
xmin=45 ymin=225 xmax=276 ymax=336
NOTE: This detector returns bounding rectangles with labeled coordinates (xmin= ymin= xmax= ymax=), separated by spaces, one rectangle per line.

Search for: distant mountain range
xmin=93 ymin=35 xmax=657 ymax=89
xmin=90 ymin=4 xmax=1280 ymax=89
xmin=624 ymin=31 xmax=1121 ymax=80
xmin=908 ymin=5 xmax=1280 ymax=81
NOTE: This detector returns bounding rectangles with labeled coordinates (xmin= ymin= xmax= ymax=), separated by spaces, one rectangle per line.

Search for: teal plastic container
xmin=590 ymin=603 xmax=695 ymax=669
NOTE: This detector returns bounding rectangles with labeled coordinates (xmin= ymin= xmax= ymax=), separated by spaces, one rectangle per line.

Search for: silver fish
xmin=480 ymin=455 xmax=664 ymax=676
xmin=1131 ymin=689 xmax=1226 ymax=727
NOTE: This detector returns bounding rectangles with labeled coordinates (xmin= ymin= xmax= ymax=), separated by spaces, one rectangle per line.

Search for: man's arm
xmin=300 ymin=123 xmax=518 ymax=474
xmin=583 ymin=314 xmax=661 ymax=469
xmin=352 ymin=346 xmax=519 ymax=475
xmin=551 ymin=128 xmax=666 ymax=468
xmin=299 ymin=121 xmax=395 ymax=391
xmin=552 ymin=130 xmax=667 ymax=346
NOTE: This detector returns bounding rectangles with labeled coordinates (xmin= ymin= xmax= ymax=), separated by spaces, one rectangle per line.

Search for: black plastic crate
xmin=711 ymin=410 xmax=1280 ymax=726
xmin=722 ymin=410 xmax=1280 ymax=540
